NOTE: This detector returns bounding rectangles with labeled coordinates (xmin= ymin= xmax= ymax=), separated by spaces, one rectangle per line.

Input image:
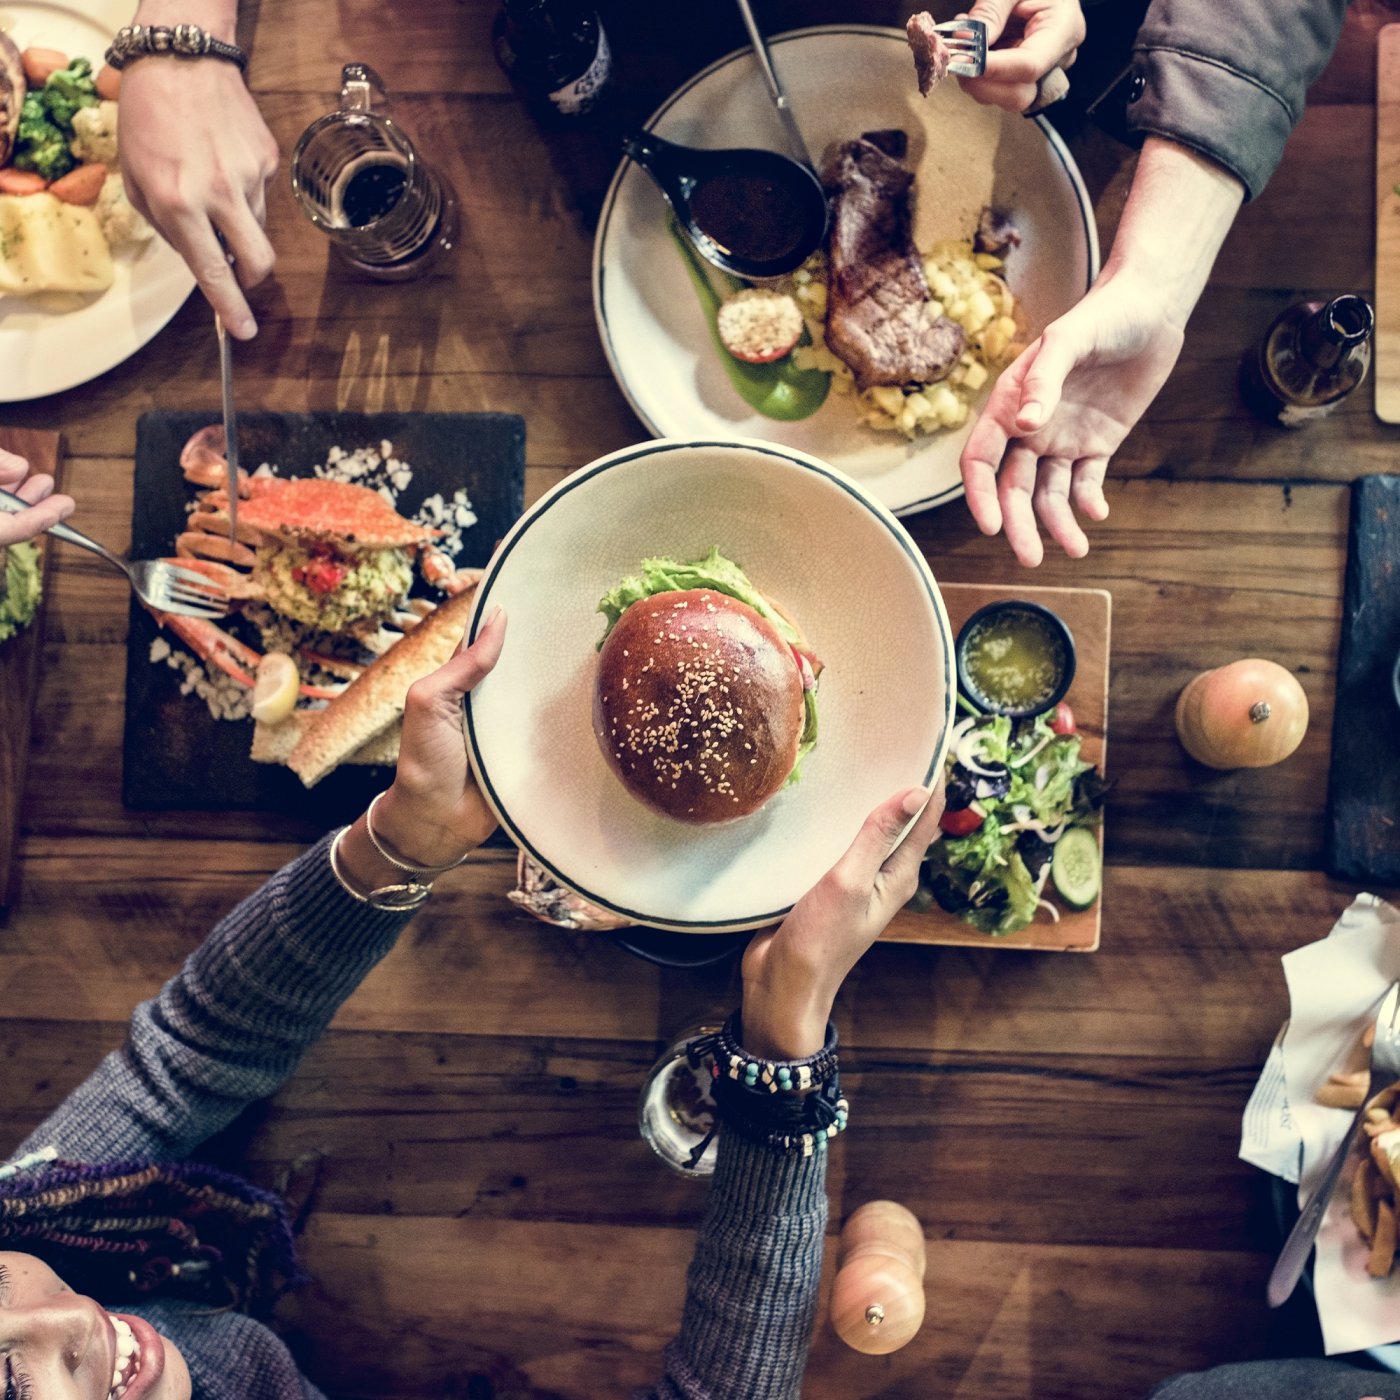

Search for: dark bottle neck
xmin=1298 ymin=295 xmax=1375 ymax=372
xmin=501 ymin=0 xmax=590 ymax=49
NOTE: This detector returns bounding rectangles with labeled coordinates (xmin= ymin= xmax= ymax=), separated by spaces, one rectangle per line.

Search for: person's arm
xmin=0 ymin=448 xmax=74 ymax=544
xmin=14 ymin=608 xmax=506 ymax=1165
xmin=959 ymin=135 xmax=1243 ymax=565
xmin=1128 ymin=0 xmax=1351 ymax=202
xmin=643 ymin=786 xmax=947 ymax=1400
xmin=116 ymin=0 xmax=279 ymax=337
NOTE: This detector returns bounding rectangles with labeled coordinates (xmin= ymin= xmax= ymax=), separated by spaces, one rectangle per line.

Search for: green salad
xmin=0 ymin=542 xmax=42 ymax=645
xmin=921 ymin=703 xmax=1106 ymax=935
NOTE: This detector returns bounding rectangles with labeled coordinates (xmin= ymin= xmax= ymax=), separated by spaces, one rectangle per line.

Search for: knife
xmin=215 ymin=315 xmax=240 ymax=543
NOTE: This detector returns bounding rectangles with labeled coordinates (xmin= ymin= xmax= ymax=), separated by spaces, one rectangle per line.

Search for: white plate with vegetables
xmin=0 ymin=0 xmax=194 ymax=402
xmin=593 ymin=26 xmax=1098 ymax=518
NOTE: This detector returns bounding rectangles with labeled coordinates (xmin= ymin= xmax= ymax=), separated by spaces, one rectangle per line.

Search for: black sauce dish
xmin=955 ymin=599 xmax=1076 ymax=719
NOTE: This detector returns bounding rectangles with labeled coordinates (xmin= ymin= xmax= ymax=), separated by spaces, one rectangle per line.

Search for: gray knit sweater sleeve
xmin=1128 ymin=0 xmax=1351 ymax=200
xmin=642 ymin=1134 xmax=828 ymax=1400
xmin=17 ymin=833 xmax=414 ymax=1164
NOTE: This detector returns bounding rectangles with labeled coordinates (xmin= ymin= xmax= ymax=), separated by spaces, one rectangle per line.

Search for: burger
xmin=593 ymin=548 xmax=822 ymax=823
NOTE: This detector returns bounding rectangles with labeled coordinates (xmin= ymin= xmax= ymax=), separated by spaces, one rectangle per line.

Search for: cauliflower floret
xmin=69 ymin=100 xmax=119 ymax=166
xmin=95 ymin=173 xmax=154 ymax=247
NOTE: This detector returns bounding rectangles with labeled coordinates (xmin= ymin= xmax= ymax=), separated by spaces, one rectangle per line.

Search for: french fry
xmin=1369 ymin=1199 xmax=1398 ymax=1278
xmin=1373 ymin=1135 xmax=1399 ymax=1190
xmin=1353 ymin=1158 xmax=1381 ymax=1244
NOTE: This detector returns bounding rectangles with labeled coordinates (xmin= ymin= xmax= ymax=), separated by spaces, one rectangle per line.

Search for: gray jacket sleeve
xmin=15 ymin=833 xmax=414 ymax=1164
xmin=1127 ymin=0 xmax=1351 ymax=199
xmin=642 ymin=1135 xmax=828 ymax=1400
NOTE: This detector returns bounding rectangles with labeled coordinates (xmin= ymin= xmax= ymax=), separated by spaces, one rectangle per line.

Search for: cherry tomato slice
xmin=939 ymin=806 xmax=984 ymax=837
xmin=1050 ymin=701 xmax=1076 ymax=736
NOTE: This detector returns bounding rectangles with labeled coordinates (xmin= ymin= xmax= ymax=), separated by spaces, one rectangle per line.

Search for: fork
xmin=1267 ymin=980 xmax=1400 ymax=1307
xmin=0 ymin=487 xmax=230 ymax=620
xmin=927 ymin=17 xmax=988 ymax=78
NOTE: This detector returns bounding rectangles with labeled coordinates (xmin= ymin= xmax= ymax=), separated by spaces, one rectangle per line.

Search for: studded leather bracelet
xmin=105 ymin=24 xmax=248 ymax=72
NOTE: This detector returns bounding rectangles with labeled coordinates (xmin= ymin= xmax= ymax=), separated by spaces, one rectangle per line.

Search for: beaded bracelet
xmin=686 ymin=1012 xmax=839 ymax=1096
xmin=710 ymin=1071 xmax=850 ymax=1158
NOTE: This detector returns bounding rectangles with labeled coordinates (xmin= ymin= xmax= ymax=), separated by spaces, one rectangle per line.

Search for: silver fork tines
xmin=933 ymin=18 xmax=987 ymax=78
xmin=0 ymin=486 xmax=231 ymax=620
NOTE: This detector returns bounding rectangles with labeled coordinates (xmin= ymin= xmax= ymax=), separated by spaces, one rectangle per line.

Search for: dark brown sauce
xmin=688 ymin=171 xmax=809 ymax=265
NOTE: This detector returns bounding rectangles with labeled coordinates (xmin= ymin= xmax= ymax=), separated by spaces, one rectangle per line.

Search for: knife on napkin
xmin=216 ymin=315 xmax=240 ymax=542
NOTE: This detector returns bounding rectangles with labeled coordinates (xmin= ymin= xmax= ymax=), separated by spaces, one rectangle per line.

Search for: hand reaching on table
xmin=0 ymin=448 xmax=75 ymax=546
xmin=959 ymin=137 xmax=1247 ymax=566
xmin=957 ymin=0 xmax=1085 ymax=113
xmin=118 ymin=4 xmax=279 ymax=339
xmin=958 ymin=271 xmax=1185 ymax=565
xmin=740 ymin=784 xmax=946 ymax=1060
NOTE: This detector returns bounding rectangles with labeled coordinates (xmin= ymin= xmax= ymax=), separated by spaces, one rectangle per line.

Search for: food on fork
xmin=905 ymin=13 xmax=952 ymax=97
xmin=1343 ymin=1078 xmax=1400 ymax=1278
xmin=593 ymin=549 xmax=822 ymax=823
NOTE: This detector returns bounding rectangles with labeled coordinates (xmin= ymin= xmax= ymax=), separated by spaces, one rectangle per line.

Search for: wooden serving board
xmin=0 ymin=428 xmax=62 ymax=915
xmin=1376 ymin=25 xmax=1400 ymax=423
xmin=881 ymin=581 xmax=1111 ymax=953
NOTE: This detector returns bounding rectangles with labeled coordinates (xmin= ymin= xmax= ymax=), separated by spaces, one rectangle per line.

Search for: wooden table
xmin=2 ymin=2 xmax=1396 ymax=1395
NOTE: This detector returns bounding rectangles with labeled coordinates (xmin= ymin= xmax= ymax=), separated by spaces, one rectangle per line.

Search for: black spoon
xmin=623 ymin=130 xmax=828 ymax=282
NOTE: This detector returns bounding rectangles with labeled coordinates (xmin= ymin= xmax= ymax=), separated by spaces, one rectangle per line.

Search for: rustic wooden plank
xmin=272 ymin=1214 xmax=1280 ymax=1400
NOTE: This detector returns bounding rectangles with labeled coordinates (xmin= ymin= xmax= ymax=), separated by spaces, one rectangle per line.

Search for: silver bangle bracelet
xmin=364 ymin=790 xmax=471 ymax=877
xmin=329 ymin=826 xmax=431 ymax=912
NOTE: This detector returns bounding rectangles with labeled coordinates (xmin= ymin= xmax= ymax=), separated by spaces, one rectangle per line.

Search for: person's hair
xmin=0 ymin=1158 xmax=305 ymax=1313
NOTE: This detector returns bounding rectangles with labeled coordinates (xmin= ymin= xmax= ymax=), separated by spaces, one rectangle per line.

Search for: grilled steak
xmin=821 ymin=135 xmax=965 ymax=391
xmin=0 ymin=32 xmax=24 ymax=169
xmin=906 ymin=13 xmax=951 ymax=96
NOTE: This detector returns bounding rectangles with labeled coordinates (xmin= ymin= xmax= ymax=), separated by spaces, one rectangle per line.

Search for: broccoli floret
xmin=13 ymin=91 xmax=76 ymax=180
xmin=42 ymin=58 xmax=98 ymax=132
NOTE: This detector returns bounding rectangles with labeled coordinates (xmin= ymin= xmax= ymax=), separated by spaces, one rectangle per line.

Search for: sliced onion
xmin=1034 ymin=898 xmax=1061 ymax=923
xmin=955 ymin=727 xmax=1004 ymax=777
xmin=1009 ymin=733 xmax=1054 ymax=769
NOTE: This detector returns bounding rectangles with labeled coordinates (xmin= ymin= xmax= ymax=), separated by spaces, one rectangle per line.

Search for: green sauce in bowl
xmin=956 ymin=601 xmax=1075 ymax=718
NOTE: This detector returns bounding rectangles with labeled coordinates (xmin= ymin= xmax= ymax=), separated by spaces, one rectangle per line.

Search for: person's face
xmin=0 ymin=1253 xmax=190 ymax=1400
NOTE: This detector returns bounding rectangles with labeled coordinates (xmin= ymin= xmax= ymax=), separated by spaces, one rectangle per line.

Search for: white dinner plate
xmin=0 ymin=0 xmax=195 ymax=401
xmin=462 ymin=438 xmax=955 ymax=933
xmin=593 ymin=25 xmax=1099 ymax=518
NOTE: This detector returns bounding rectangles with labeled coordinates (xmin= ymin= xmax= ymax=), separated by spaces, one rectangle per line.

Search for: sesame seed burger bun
xmin=593 ymin=589 xmax=805 ymax=824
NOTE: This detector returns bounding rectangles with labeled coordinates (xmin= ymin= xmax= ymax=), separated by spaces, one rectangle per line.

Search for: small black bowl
xmin=955 ymin=599 xmax=1076 ymax=719
xmin=609 ymin=926 xmax=750 ymax=969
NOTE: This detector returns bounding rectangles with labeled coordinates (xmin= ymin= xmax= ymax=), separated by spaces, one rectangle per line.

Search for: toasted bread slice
xmin=251 ymin=714 xmax=401 ymax=768
xmin=287 ymin=586 xmax=479 ymax=787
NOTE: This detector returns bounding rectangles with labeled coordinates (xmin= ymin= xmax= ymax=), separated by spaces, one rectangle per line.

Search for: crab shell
xmin=236 ymin=477 xmax=442 ymax=550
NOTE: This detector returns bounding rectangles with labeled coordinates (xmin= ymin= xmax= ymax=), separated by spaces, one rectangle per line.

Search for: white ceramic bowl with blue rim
xmin=461 ymin=438 xmax=954 ymax=933
xmin=593 ymin=25 xmax=1098 ymax=518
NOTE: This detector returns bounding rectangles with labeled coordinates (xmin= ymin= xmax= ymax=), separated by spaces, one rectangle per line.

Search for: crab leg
xmin=154 ymin=612 xmax=261 ymax=687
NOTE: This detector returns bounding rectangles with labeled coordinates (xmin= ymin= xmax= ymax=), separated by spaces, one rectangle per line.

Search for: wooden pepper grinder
xmin=830 ymin=1200 xmax=927 ymax=1354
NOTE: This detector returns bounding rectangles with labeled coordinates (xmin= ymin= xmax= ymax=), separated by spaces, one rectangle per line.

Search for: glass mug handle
xmin=340 ymin=62 xmax=389 ymax=114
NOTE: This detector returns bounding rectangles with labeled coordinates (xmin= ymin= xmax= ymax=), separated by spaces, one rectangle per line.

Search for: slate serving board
xmin=1325 ymin=474 xmax=1400 ymax=884
xmin=123 ymin=411 xmax=525 ymax=820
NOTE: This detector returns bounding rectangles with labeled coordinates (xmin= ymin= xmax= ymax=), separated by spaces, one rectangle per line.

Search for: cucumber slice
xmin=1051 ymin=827 xmax=1101 ymax=910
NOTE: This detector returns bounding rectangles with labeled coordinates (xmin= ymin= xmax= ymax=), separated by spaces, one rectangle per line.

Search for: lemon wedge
xmin=251 ymin=652 xmax=299 ymax=724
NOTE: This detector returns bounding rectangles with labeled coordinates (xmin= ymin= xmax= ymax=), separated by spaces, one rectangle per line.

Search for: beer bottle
xmin=1240 ymin=293 xmax=1374 ymax=427
xmin=492 ymin=0 xmax=612 ymax=119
